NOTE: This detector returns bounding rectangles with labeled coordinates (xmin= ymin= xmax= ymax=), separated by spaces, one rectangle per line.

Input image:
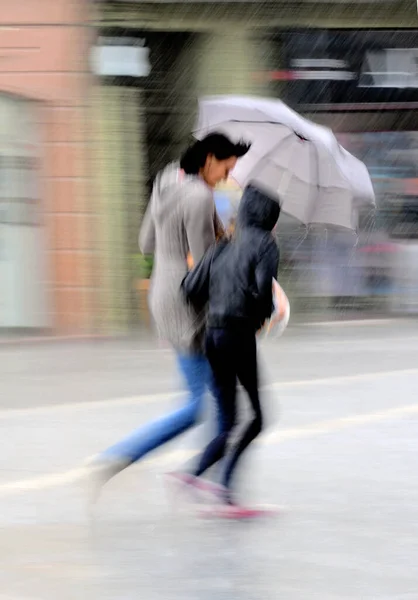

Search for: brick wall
xmin=0 ymin=0 xmax=97 ymax=333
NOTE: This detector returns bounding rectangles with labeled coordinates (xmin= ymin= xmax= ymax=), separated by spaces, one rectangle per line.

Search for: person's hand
xmin=272 ymin=279 xmax=287 ymax=321
xmin=187 ymin=253 xmax=194 ymax=270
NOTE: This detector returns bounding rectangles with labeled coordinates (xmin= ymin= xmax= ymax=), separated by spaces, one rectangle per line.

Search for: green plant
xmin=132 ymin=253 xmax=154 ymax=279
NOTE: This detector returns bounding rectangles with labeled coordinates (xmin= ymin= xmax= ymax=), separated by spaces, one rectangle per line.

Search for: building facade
xmin=2 ymin=1 xmax=418 ymax=335
xmin=0 ymin=0 xmax=95 ymax=334
xmin=92 ymin=0 xmax=418 ymax=327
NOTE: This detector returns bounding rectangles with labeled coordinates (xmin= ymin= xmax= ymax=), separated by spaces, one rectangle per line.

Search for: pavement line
xmin=0 ymin=402 xmax=416 ymax=496
xmin=298 ymin=319 xmax=396 ymax=327
xmin=266 ymin=368 xmax=418 ymax=391
xmin=1 ymin=367 xmax=418 ymax=420
xmin=263 ymin=403 xmax=418 ymax=443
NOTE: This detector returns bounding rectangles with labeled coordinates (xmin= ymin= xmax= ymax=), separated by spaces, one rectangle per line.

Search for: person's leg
xmin=220 ymin=332 xmax=262 ymax=493
xmin=193 ymin=328 xmax=237 ymax=478
xmin=99 ymin=353 xmax=209 ymax=465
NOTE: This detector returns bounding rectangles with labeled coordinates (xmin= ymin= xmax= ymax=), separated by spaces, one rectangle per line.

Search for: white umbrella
xmin=195 ymin=95 xmax=375 ymax=231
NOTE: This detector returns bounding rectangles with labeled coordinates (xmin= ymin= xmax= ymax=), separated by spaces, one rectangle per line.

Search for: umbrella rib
xmin=243 ymin=130 xmax=297 ymax=190
xmin=307 ymin=142 xmax=322 ymax=224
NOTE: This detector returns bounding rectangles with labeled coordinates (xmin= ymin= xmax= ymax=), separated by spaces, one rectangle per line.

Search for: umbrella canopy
xmin=195 ymin=95 xmax=375 ymax=231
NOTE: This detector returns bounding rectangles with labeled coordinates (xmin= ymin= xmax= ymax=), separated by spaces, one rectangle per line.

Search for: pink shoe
xmin=164 ymin=472 xmax=203 ymax=505
xmin=192 ymin=478 xmax=226 ymax=499
xmin=165 ymin=472 xmax=227 ymax=504
xmin=199 ymin=504 xmax=279 ymax=520
xmin=165 ymin=472 xmax=218 ymax=492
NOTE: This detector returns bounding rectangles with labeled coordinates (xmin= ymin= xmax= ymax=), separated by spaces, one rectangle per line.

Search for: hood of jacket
xmin=236 ymin=184 xmax=281 ymax=232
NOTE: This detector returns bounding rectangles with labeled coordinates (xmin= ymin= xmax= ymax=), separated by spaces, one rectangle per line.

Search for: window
xmin=0 ymin=95 xmax=40 ymax=227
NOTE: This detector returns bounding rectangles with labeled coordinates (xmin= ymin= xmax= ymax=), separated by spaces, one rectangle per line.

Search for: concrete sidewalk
xmin=0 ymin=351 xmax=417 ymax=599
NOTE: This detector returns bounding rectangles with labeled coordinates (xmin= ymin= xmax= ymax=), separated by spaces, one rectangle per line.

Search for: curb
xmin=0 ymin=315 xmax=411 ymax=346
xmin=0 ymin=333 xmax=113 ymax=347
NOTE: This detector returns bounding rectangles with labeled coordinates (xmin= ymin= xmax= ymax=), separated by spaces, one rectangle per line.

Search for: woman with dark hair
xmin=86 ymin=133 xmax=250 ymax=501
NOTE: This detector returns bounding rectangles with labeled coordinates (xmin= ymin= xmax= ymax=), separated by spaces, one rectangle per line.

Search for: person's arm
xmin=138 ymin=202 xmax=155 ymax=254
xmin=187 ymin=207 xmax=225 ymax=270
xmin=254 ymin=237 xmax=280 ymax=329
xmin=184 ymin=188 xmax=217 ymax=264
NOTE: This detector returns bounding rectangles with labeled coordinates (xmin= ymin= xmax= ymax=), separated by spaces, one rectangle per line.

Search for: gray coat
xmin=139 ymin=162 xmax=224 ymax=353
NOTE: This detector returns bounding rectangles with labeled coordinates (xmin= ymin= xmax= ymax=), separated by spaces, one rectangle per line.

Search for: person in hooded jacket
xmin=176 ymin=184 xmax=281 ymax=509
xmin=85 ymin=134 xmax=250 ymax=501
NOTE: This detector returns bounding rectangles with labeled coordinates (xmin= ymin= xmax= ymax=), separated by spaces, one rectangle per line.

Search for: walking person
xmin=85 ymin=134 xmax=250 ymax=502
xmin=179 ymin=184 xmax=280 ymax=512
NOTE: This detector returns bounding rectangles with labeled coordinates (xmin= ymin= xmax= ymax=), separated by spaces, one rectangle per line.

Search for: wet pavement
xmin=0 ymin=320 xmax=417 ymax=599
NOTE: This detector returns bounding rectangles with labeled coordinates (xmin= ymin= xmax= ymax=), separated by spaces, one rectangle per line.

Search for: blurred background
xmin=2 ymin=0 xmax=418 ymax=339
xmin=2 ymin=5 xmax=418 ymax=599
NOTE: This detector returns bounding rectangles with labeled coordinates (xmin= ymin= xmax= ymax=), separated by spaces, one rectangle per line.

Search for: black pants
xmin=194 ymin=326 xmax=263 ymax=492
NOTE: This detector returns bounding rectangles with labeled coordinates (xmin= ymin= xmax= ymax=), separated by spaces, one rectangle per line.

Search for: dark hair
xmin=180 ymin=133 xmax=251 ymax=175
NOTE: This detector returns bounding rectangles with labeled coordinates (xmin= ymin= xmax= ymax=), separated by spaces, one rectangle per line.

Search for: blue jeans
xmin=100 ymin=353 xmax=215 ymax=464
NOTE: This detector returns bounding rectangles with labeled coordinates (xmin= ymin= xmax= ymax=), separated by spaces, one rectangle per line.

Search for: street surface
xmin=0 ymin=320 xmax=417 ymax=599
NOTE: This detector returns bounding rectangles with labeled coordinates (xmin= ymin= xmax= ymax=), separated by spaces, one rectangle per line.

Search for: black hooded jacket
xmin=207 ymin=184 xmax=280 ymax=332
